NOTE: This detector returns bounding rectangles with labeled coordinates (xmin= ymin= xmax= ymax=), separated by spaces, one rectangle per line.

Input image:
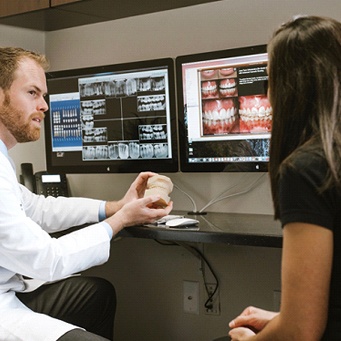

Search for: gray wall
xmin=2 ymin=0 xmax=341 ymax=340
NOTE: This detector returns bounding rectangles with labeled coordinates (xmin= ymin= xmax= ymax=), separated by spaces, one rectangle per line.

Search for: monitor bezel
xmin=44 ymin=57 xmax=179 ymax=174
xmin=176 ymin=44 xmax=270 ymax=173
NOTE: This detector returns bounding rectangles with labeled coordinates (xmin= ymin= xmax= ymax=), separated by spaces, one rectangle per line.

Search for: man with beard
xmin=0 ymin=47 xmax=173 ymax=341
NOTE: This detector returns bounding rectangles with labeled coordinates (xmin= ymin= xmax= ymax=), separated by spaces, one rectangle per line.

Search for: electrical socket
xmin=183 ymin=281 xmax=199 ymax=314
xmin=205 ymin=283 xmax=220 ymax=315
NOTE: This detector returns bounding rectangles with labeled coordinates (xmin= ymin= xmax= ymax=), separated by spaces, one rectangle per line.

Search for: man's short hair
xmin=0 ymin=47 xmax=49 ymax=90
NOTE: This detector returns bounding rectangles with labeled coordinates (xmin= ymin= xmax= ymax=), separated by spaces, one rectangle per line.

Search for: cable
xmin=199 ymin=173 xmax=266 ymax=213
xmin=198 ymin=174 xmax=246 ymax=213
xmin=153 ymin=240 xmax=219 ymax=311
xmin=173 ymin=182 xmax=198 ymax=213
xmin=175 ymin=242 xmax=219 ymax=311
xmin=173 ymin=174 xmax=265 ymax=215
xmin=154 ymin=239 xmax=177 ymax=246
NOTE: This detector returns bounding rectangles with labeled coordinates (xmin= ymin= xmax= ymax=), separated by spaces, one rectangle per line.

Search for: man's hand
xmin=105 ymin=172 xmax=157 ymax=216
xmin=105 ymin=195 xmax=173 ymax=235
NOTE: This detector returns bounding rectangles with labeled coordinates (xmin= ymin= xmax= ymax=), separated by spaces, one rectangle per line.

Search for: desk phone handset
xmin=20 ymin=163 xmax=69 ymax=197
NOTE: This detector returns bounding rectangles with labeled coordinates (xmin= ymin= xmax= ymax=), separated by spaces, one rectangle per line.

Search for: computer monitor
xmin=176 ymin=45 xmax=271 ymax=172
xmin=44 ymin=58 xmax=178 ymax=174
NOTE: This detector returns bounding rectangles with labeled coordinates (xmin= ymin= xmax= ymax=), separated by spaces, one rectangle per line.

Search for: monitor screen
xmin=176 ymin=45 xmax=271 ymax=172
xmin=44 ymin=58 xmax=178 ymax=174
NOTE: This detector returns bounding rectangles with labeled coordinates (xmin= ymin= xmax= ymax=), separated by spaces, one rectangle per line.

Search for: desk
xmin=119 ymin=211 xmax=282 ymax=248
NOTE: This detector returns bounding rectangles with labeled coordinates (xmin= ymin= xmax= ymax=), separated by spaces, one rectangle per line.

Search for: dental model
xmin=144 ymin=174 xmax=173 ymax=208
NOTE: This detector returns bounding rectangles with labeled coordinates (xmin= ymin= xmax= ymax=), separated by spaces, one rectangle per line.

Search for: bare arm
xmin=229 ymin=223 xmax=333 ymax=341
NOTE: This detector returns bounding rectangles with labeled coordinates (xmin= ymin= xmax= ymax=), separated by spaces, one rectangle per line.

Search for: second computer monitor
xmin=176 ymin=45 xmax=271 ymax=172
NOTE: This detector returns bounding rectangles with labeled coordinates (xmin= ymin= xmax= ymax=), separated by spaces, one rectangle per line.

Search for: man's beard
xmin=0 ymin=93 xmax=42 ymax=143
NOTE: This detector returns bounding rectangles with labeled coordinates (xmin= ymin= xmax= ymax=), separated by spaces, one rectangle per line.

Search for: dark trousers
xmin=17 ymin=276 xmax=116 ymax=341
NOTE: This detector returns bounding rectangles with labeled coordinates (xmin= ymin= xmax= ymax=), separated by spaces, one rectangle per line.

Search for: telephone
xmin=20 ymin=163 xmax=70 ymax=197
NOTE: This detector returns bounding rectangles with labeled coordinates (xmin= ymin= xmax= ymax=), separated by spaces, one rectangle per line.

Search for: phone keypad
xmin=40 ymin=186 xmax=67 ymax=197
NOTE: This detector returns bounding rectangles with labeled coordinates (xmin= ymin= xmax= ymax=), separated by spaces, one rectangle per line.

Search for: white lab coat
xmin=0 ymin=151 xmax=111 ymax=341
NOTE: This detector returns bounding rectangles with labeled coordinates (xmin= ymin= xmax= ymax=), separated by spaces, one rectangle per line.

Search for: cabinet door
xmin=0 ymin=0 xmax=49 ymax=17
xmin=50 ymin=0 xmax=84 ymax=6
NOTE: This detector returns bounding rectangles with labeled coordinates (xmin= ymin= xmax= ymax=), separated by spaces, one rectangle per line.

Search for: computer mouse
xmin=166 ymin=217 xmax=199 ymax=227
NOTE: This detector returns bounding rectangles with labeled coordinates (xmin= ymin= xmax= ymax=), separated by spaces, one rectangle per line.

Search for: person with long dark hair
xmin=229 ymin=15 xmax=341 ymax=340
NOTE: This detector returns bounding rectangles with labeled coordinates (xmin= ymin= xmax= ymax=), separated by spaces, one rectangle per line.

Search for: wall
xmin=43 ymin=0 xmax=341 ymax=215
xmin=2 ymin=1 xmax=341 ymax=340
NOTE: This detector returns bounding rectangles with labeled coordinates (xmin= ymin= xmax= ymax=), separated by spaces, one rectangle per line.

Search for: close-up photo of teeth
xmin=82 ymin=145 xmax=96 ymax=159
xmin=137 ymin=95 xmax=166 ymax=111
xmin=79 ymin=80 xmax=106 ymax=97
xmin=238 ymin=95 xmax=272 ymax=133
xmin=219 ymin=78 xmax=238 ymax=97
xmin=82 ymin=127 xmax=108 ymax=143
xmin=81 ymin=114 xmax=94 ymax=128
xmin=219 ymin=67 xmax=237 ymax=77
xmin=200 ymin=67 xmax=237 ymax=80
xmin=138 ymin=77 xmax=152 ymax=91
xmin=202 ymin=98 xmax=238 ymax=135
xmin=82 ymin=145 xmax=108 ymax=160
xmin=151 ymin=76 xmax=165 ymax=91
xmin=139 ymin=124 xmax=167 ymax=141
xmin=95 ymin=145 xmax=108 ymax=159
xmin=200 ymin=67 xmax=238 ymax=100
xmin=106 ymin=141 xmax=168 ymax=159
xmin=107 ymin=141 xmax=148 ymax=159
xmin=153 ymin=143 xmax=168 ymax=158
xmin=140 ymin=143 xmax=154 ymax=158
xmin=81 ymin=99 xmax=106 ymax=115
xmin=201 ymin=80 xmax=219 ymax=99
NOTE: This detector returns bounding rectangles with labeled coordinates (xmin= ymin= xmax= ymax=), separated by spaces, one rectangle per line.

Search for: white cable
xmin=173 ymin=182 xmax=198 ymax=212
xmin=199 ymin=174 xmax=247 ymax=210
xmin=199 ymin=173 xmax=266 ymax=213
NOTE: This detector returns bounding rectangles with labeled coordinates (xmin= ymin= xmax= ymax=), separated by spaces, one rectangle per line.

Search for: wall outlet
xmin=183 ymin=281 xmax=199 ymax=314
xmin=205 ymin=283 xmax=220 ymax=315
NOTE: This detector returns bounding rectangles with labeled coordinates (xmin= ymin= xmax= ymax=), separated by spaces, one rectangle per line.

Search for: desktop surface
xmin=118 ymin=211 xmax=282 ymax=248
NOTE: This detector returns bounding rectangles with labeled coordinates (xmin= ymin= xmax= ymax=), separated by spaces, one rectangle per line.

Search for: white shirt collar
xmin=0 ymin=139 xmax=9 ymax=158
xmin=0 ymin=139 xmax=16 ymax=171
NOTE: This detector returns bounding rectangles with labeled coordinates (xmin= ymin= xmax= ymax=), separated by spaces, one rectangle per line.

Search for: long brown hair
xmin=268 ymin=16 xmax=341 ymax=219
